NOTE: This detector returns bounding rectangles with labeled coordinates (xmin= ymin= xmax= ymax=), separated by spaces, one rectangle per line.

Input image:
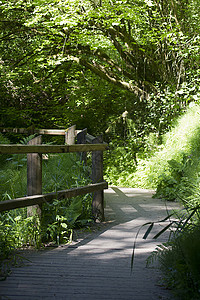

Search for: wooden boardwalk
xmin=0 ymin=187 xmax=180 ymax=300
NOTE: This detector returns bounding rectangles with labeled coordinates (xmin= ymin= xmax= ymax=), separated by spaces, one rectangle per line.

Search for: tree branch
xmin=67 ymin=55 xmax=146 ymax=96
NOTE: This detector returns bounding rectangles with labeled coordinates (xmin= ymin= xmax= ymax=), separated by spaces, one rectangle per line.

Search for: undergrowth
xmin=145 ymin=203 xmax=200 ymax=300
xmin=106 ymin=104 xmax=200 ymax=204
xmin=134 ymin=103 xmax=200 ymax=202
xmin=0 ymin=134 xmax=92 ymax=278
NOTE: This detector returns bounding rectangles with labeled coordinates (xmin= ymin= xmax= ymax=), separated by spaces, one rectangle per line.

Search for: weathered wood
xmin=0 ymin=143 xmax=108 ymax=154
xmin=0 ymin=128 xmax=67 ymax=135
xmin=27 ymin=136 xmax=42 ymax=217
xmin=86 ymin=134 xmax=107 ymax=145
xmin=86 ymin=133 xmax=96 ymax=143
xmin=0 ymin=127 xmax=108 ymax=221
xmin=34 ymin=129 xmax=65 ymax=135
xmin=77 ymin=128 xmax=87 ymax=144
xmin=0 ymin=127 xmax=84 ymax=137
xmin=92 ymin=135 xmax=104 ymax=221
xmin=0 ymin=182 xmax=108 ymax=212
xmin=77 ymin=128 xmax=87 ymax=163
xmin=65 ymin=125 xmax=76 ymax=145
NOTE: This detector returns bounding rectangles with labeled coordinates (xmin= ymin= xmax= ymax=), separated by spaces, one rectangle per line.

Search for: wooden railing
xmin=0 ymin=126 xmax=108 ymax=221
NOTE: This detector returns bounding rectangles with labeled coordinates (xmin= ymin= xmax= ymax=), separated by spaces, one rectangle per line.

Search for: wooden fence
xmin=0 ymin=126 xmax=108 ymax=221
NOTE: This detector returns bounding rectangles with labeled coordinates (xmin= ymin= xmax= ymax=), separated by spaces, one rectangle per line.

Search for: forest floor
xmin=0 ymin=187 xmax=180 ymax=300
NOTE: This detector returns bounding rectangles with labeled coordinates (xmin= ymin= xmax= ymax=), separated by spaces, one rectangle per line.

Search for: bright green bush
xmin=104 ymin=142 xmax=137 ymax=186
xmin=130 ymin=103 xmax=200 ymax=201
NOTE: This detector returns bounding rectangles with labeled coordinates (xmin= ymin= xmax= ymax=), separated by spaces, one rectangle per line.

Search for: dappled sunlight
xmin=0 ymin=187 xmax=175 ymax=299
xmin=104 ymin=187 xmax=180 ymax=223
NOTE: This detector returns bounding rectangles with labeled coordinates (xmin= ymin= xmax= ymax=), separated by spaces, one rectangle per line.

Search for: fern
xmin=146 ymin=243 xmax=170 ymax=267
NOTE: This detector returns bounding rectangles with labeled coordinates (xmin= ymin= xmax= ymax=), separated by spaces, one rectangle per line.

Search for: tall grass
xmin=129 ymin=104 xmax=200 ymax=201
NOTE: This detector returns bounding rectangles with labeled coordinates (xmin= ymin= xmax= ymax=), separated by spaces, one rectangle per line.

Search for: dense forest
xmin=1 ymin=0 xmax=200 ymax=298
xmin=1 ymin=0 xmax=199 ymax=131
xmin=1 ymin=0 xmax=200 ymax=180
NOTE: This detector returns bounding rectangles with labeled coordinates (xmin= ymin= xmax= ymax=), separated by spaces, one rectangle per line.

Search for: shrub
xmin=131 ymin=103 xmax=200 ymax=202
xmin=149 ymin=222 xmax=200 ymax=300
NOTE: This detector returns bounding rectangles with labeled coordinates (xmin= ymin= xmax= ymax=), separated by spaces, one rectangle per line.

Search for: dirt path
xmin=0 ymin=187 xmax=180 ymax=300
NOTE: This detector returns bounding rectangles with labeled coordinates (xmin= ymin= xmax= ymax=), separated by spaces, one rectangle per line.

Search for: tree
xmin=0 ymin=0 xmax=199 ymax=135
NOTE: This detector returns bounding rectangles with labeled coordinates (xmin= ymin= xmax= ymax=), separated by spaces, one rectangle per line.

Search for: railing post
xmin=27 ymin=135 xmax=42 ymax=217
xmin=77 ymin=128 xmax=87 ymax=163
xmin=65 ymin=125 xmax=76 ymax=145
xmin=92 ymin=135 xmax=104 ymax=222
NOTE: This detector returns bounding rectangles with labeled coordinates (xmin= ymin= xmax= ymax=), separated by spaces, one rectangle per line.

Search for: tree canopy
xmin=0 ymin=0 xmax=200 ymax=136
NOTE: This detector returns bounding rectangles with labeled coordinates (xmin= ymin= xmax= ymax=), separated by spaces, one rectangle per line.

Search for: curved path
xmin=0 ymin=187 xmax=180 ymax=300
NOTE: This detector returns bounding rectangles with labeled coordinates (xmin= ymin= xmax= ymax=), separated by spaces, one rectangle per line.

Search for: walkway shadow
xmin=49 ymin=186 xmax=180 ymax=255
xmin=0 ymin=187 xmax=178 ymax=300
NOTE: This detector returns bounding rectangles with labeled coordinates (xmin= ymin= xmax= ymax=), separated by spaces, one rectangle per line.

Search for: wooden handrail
xmin=0 ymin=127 xmax=83 ymax=136
xmin=0 ymin=143 xmax=108 ymax=154
xmin=0 ymin=182 xmax=108 ymax=212
xmin=0 ymin=128 xmax=67 ymax=135
xmin=0 ymin=126 xmax=108 ymax=221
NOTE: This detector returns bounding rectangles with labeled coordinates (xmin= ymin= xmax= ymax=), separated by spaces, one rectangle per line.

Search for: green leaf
xmin=61 ymin=222 xmax=68 ymax=229
xmin=143 ymin=223 xmax=154 ymax=240
xmin=153 ymin=222 xmax=174 ymax=239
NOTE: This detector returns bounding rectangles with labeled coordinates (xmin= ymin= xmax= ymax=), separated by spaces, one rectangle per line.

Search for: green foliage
xmin=131 ymin=192 xmax=200 ymax=299
xmin=104 ymin=113 xmax=139 ymax=185
xmin=0 ymin=148 xmax=93 ymax=271
xmin=145 ymin=207 xmax=200 ymax=300
xmin=104 ymin=77 xmax=199 ymax=187
xmin=45 ymin=214 xmax=72 ymax=246
xmin=41 ymin=194 xmax=92 ymax=245
xmin=0 ymin=211 xmax=40 ymax=279
xmin=160 ymin=227 xmax=200 ymax=299
xmin=1 ymin=0 xmax=200 ymax=134
xmin=125 ymin=104 xmax=200 ymax=202
xmin=104 ymin=102 xmax=168 ymax=186
xmin=42 ymin=153 xmax=91 ymax=192
xmin=0 ymin=133 xmax=11 ymax=165
xmin=0 ymin=133 xmax=9 ymax=144
xmin=0 ymin=164 xmax=27 ymax=200
xmin=104 ymin=141 xmax=137 ymax=186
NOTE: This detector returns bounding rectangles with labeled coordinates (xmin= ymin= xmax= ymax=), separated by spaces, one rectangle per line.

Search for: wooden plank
xmin=65 ymin=125 xmax=76 ymax=144
xmin=92 ymin=135 xmax=104 ymax=221
xmin=35 ymin=129 xmax=66 ymax=135
xmin=0 ymin=144 xmax=108 ymax=154
xmin=77 ymin=128 xmax=87 ymax=163
xmin=86 ymin=134 xmax=107 ymax=145
xmin=77 ymin=128 xmax=87 ymax=144
xmin=86 ymin=134 xmax=96 ymax=143
xmin=0 ymin=128 xmax=66 ymax=135
xmin=1 ymin=127 xmax=83 ymax=136
xmin=27 ymin=136 xmax=42 ymax=196
xmin=27 ymin=136 xmax=42 ymax=217
xmin=0 ymin=182 xmax=108 ymax=212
